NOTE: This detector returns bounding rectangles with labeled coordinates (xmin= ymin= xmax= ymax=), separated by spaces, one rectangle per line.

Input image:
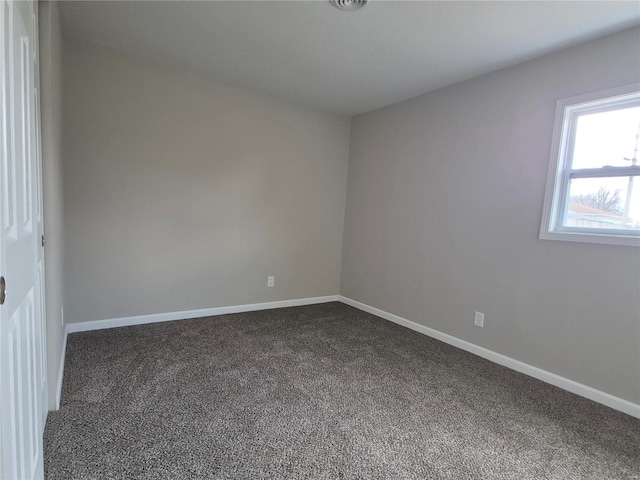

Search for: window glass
xmin=571 ymin=106 xmax=640 ymax=169
xmin=566 ymin=176 xmax=639 ymax=231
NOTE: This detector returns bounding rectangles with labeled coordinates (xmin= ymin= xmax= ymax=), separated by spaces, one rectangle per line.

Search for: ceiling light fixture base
xmin=330 ymin=0 xmax=368 ymax=12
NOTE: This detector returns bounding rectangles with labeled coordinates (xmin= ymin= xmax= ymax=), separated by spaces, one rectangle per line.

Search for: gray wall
xmin=63 ymin=39 xmax=350 ymax=323
xmin=39 ymin=0 xmax=65 ymax=410
xmin=341 ymin=27 xmax=640 ymax=404
xmin=61 ymin=28 xmax=638 ymax=405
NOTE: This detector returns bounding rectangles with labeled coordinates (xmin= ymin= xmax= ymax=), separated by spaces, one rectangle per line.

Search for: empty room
xmin=1 ymin=0 xmax=639 ymax=479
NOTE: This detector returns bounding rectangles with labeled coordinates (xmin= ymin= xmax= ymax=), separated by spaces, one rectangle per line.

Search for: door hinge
xmin=41 ymin=234 xmax=45 ymax=247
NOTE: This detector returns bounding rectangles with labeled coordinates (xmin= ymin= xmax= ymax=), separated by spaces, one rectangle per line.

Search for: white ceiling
xmin=59 ymin=1 xmax=640 ymax=116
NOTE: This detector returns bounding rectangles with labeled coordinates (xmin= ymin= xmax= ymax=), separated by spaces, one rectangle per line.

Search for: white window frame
xmin=540 ymin=83 xmax=640 ymax=247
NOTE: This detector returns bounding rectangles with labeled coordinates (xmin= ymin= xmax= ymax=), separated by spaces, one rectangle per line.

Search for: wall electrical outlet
xmin=267 ymin=276 xmax=275 ymax=287
xmin=474 ymin=311 xmax=484 ymax=328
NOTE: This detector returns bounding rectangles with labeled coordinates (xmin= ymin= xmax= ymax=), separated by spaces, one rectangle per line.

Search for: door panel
xmin=1 ymin=1 xmax=46 ymax=479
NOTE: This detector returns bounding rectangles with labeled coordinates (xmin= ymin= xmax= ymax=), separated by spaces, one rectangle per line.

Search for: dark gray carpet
xmin=45 ymin=302 xmax=639 ymax=479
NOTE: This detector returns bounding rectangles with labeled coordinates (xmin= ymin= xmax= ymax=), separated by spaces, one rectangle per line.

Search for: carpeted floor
xmin=45 ymin=302 xmax=639 ymax=479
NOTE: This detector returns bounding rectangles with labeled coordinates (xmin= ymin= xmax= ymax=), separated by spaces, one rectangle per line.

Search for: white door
xmin=0 ymin=0 xmax=47 ymax=478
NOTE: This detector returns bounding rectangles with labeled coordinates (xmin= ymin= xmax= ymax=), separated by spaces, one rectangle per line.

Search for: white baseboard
xmin=65 ymin=295 xmax=340 ymax=334
xmin=338 ymin=296 xmax=640 ymax=419
xmin=55 ymin=326 xmax=67 ymax=410
xmin=59 ymin=293 xmax=639 ymax=418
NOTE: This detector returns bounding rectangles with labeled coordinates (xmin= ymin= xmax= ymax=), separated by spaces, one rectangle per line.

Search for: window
xmin=540 ymin=84 xmax=640 ymax=247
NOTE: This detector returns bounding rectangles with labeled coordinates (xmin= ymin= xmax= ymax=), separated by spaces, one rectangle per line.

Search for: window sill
xmin=540 ymin=229 xmax=640 ymax=247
